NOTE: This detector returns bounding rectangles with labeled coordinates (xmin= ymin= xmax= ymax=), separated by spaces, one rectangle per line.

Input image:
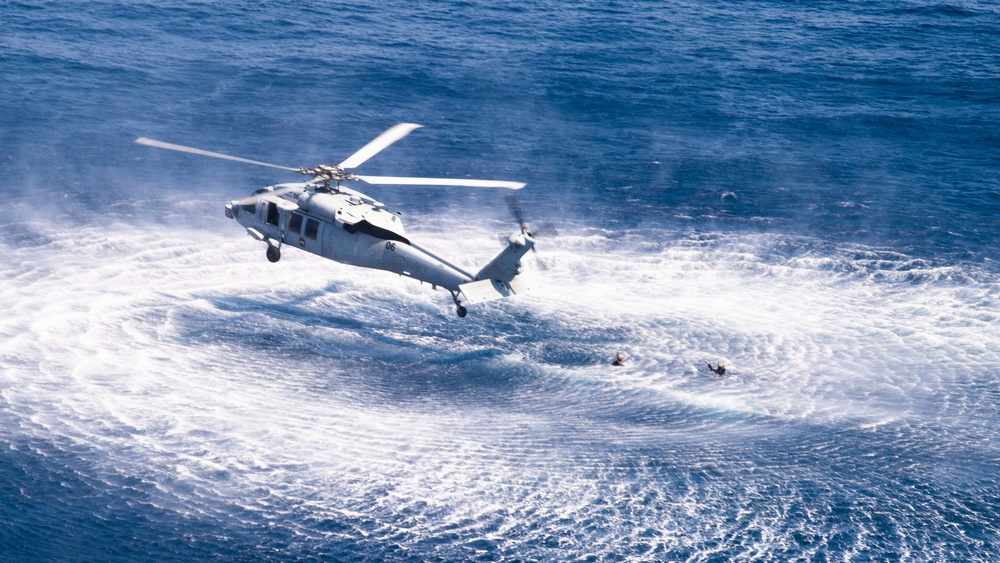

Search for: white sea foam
xmin=1 ymin=214 xmax=997 ymax=558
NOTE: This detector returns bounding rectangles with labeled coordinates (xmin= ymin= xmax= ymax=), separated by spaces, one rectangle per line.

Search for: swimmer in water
xmin=705 ymin=360 xmax=726 ymax=377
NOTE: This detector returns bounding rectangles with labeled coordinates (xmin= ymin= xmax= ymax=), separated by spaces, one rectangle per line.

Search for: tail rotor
xmin=505 ymin=194 xmax=558 ymax=250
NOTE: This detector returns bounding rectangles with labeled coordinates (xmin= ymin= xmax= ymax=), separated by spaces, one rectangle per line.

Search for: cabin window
xmin=288 ymin=213 xmax=303 ymax=234
xmin=304 ymin=218 xmax=319 ymax=240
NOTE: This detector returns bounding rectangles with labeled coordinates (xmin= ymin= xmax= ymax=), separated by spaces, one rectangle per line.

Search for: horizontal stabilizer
xmin=458 ymin=277 xmax=533 ymax=305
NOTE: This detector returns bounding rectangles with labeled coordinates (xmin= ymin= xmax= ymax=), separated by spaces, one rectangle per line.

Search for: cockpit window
xmin=240 ymin=203 xmax=256 ymax=214
xmin=288 ymin=213 xmax=303 ymax=234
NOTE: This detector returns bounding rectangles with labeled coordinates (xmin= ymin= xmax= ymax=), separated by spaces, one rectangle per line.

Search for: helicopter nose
xmin=225 ymin=202 xmax=234 ymax=219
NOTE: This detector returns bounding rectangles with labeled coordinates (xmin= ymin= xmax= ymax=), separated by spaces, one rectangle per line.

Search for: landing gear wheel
xmin=456 ymin=305 xmax=468 ymax=318
xmin=266 ymin=245 xmax=281 ymax=263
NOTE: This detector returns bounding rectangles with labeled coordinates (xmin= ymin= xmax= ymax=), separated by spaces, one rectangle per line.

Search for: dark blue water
xmin=2 ymin=1 xmax=999 ymax=561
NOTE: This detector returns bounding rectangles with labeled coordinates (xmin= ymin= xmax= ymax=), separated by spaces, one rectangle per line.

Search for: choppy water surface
xmin=1 ymin=1 xmax=999 ymax=560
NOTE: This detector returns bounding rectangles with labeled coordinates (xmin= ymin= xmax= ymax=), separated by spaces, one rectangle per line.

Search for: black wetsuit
xmin=707 ymin=363 xmax=725 ymax=376
xmin=612 ymin=359 xmax=624 ymax=366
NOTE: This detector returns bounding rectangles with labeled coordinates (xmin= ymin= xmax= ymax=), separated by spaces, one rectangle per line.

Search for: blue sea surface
xmin=1 ymin=1 xmax=999 ymax=561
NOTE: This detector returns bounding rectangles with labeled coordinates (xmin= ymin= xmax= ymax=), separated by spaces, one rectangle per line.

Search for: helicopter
xmin=135 ymin=123 xmax=534 ymax=317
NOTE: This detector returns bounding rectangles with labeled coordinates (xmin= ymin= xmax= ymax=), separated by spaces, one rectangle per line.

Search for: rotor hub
xmin=299 ymin=164 xmax=357 ymax=189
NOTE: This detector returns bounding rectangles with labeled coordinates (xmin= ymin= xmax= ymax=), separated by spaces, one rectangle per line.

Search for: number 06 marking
xmin=385 ymin=241 xmax=396 ymax=251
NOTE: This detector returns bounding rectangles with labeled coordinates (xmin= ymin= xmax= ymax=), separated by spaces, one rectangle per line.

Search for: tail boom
xmin=457 ymin=231 xmax=535 ymax=306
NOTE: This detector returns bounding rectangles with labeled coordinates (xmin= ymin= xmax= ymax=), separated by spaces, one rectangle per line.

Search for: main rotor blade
xmin=355 ymin=175 xmax=526 ymax=190
xmin=338 ymin=123 xmax=423 ymax=169
xmin=134 ymin=137 xmax=299 ymax=172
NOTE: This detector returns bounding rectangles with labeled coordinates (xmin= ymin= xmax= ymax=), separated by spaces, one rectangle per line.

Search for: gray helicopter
xmin=136 ymin=123 xmax=534 ymax=317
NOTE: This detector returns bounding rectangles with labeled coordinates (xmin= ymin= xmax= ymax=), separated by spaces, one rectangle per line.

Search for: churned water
xmin=1 ymin=1 xmax=999 ymax=560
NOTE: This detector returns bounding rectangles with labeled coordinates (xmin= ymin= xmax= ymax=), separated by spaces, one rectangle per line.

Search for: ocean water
xmin=2 ymin=1 xmax=999 ymax=560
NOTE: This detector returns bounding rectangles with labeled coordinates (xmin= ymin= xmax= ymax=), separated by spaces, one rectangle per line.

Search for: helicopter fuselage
xmin=136 ymin=123 xmax=532 ymax=317
xmin=224 ymin=182 xmax=534 ymax=315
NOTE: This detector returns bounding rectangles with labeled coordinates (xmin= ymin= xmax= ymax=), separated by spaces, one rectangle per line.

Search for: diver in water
xmin=612 ymin=353 xmax=625 ymax=366
xmin=705 ymin=360 xmax=726 ymax=377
